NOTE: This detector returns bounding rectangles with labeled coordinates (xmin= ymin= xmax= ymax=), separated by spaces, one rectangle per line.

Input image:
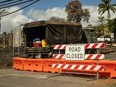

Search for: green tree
xmin=98 ymin=0 xmax=116 ymax=18
xmin=65 ymin=0 xmax=90 ymax=23
xmin=82 ymin=8 xmax=90 ymax=22
xmin=107 ymin=18 xmax=116 ymax=32
xmin=95 ymin=16 xmax=111 ymax=38
xmin=49 ymin=17 xmax=66 ymax=22
xmin=107 ymin=18 xmax=116 ymax=40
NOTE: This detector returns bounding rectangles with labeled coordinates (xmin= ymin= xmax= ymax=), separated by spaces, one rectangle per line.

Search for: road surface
xmin=0 ymin=69 xmax=116 ymax=87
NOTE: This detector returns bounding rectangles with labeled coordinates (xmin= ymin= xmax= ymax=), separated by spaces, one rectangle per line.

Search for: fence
xmin=0 ymin=47 xmax=25 ymax=68
xmin=0 ymin=48 xmax=12 ymax=68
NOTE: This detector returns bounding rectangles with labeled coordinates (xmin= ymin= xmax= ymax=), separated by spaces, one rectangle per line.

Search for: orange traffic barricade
xmin=13 ymin=57 xmax=25 ymax=70
xmin=97 ymin=60 xmax=116 ymax=78
xmin=23 ymin=58 xmax=44 ymax=72
xmin=42 ymin=59 xmax=65 ymax=73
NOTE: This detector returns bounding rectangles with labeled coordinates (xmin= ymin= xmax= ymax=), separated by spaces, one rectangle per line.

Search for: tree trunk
xmin=108 ymin=10 xmax=110 ymax=19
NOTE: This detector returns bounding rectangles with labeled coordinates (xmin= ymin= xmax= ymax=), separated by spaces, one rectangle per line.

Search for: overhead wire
xmin=0 ymin=0 xmax=34 ymax=9
xmin=0 ymin=0 xmax=26 ymax=6
xmin=0 ymin=0 xmax=40 ymax=17
xmin=0 ymin=0 xmax=14 ymax=4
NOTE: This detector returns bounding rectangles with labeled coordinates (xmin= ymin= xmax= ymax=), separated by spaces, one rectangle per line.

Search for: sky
xmin=1 ymin=0 xmax=116 ymax=32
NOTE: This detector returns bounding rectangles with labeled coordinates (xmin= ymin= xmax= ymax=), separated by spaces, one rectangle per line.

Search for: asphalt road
xmin=0 ymin=69 xmax=116 ymax=87
xmin=0 ymin=69 xmax=93 ymax=87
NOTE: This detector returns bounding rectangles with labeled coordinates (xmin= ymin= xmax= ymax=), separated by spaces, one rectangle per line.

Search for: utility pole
xmin=0 ymin=17 xmax=1 ymax=35
xmin=0 ymin=9 xmax=5 ymax=34
xmin=0 ymin=18 xmax=1 ymax=45
xmin=0 ymin=9 xmax=8 ymax=46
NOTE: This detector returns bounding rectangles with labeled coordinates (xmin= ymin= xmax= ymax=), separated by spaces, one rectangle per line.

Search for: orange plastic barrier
xmin=96 ymin=60 xmax=116 ymax=78
xmin=13 ymin=57 xmax=25 ymax=70
xmin=62 ymin=60 xmax=116 ymax=78
xmin=13 ymin=57 xmax=116 ymax=78
xmin=42 ymin=59 xmax=65 ymax=73
xmin=23 ymin=59 xmax=44 ymax=72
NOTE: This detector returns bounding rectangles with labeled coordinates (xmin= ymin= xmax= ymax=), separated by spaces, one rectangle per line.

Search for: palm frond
xmin=98 ymin=0 xmax=116 ymax=18
xmin=110 ymin=6 xmax=116 ymax=13
xmin=111 ymin=4 xmax=116 ymax=6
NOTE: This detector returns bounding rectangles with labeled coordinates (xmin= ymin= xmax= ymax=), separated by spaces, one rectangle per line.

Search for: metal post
xmin=18 ymin=26 xmax=20 ymax=57
xmin=0 ymin=17 xmax=1 ymax=35
xmin=0 ymin=18 xmax=1 ymax=46
xmin=96 ymin=60 xmax=99 ymax=79
xmin=3 ymin=33 xmax=5 ymax=47
xmin=58 ymin=50 xmax=60 ymax=75
xmin=96 ymin=48 xmax=100 ymax=79
xmin=13 ymin=29 xmax=14 ymax=57
xmin=17 ymin=25 xmax=21 ymax=57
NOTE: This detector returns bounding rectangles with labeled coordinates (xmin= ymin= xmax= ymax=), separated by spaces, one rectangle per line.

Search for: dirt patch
xmin=101 ymin=45 xmax=116 ymax=54
xmin=90 ymin=79 xmax=116 ymax=87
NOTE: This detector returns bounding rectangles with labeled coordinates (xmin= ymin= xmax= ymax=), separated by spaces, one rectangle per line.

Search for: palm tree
xmin=65 ymin=0 xmax=90 ymax=23
xmin=98 ymin=0 xmax=116 ymax=18
xmin=98 ymin=0 xmax=116 ymax=45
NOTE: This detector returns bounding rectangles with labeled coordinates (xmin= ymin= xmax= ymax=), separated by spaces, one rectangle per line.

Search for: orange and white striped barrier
xmin=53 ymin=54 xmax=105 ymax=60
xmin=52 ymin=64 xmax=105 ymax=71
xmin=52 ymin=42 xmax=105 ymax=78
xmin=52 ymin=43 xmax=105 ymax=60
xmin=42 ymin=59 xmax=65 ymax=73
xmin=53 ymin=54 xmax=65 ymax=59
xmin=85 ymin=54 xmax=105 ymax=60
xmin=85 ymin=43 xmax=105 ymax=49
xmin=53 ymin=43 xmax=105 ymax=50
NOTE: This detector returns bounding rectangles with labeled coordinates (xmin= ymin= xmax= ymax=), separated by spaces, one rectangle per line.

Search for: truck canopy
xmin=23 ymin=21 xmax=83 ymax=47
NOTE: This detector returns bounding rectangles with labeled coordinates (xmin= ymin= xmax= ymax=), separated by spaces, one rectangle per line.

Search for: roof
xmin=23 ymin=21 xmax=82 ymax=29
xmin=82 ymin=26 xmax=95 ymax=30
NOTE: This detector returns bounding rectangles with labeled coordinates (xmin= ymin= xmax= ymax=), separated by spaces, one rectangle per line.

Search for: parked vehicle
xmin=18 ymin=21 xmax=94 ymax=58
xmin=97 ymin=36 xmax=110 ymax=42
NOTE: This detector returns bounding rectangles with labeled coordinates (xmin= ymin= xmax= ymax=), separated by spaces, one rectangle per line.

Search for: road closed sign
xmin=65 ymin=44 xmax=85 ymax=60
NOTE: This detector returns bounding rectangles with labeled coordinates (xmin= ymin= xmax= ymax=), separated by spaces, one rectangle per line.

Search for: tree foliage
xmin=95 ymin=24 xmax=111 ymax=37
xmin=107 ymin=18 xmax=116 ymax=40
xmin=107 ymin=18 xmax=116 ymax=33
xmin=65 ymin=0 xmax=90 ymax=23
xmin=95 ymin=17 xmax=116 ymax=39
xmin=49 ymin=17 xmax=66 ymax=22
xmin=82 ymin=8 xmax=90 ymax=22
xmin=98 ymin=0 xmax=116 ymax=18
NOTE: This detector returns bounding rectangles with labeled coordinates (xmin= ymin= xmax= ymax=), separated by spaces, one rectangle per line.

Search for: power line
xmin=0 ymin=0 xmax=34 ymax=9
xmin=0 ymin=0 xmax=40 ymax=17
xmin=0 ymin=0 xmax=26 ymax=6
xmin=0 ymin=0 xmax=14 ymax=4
